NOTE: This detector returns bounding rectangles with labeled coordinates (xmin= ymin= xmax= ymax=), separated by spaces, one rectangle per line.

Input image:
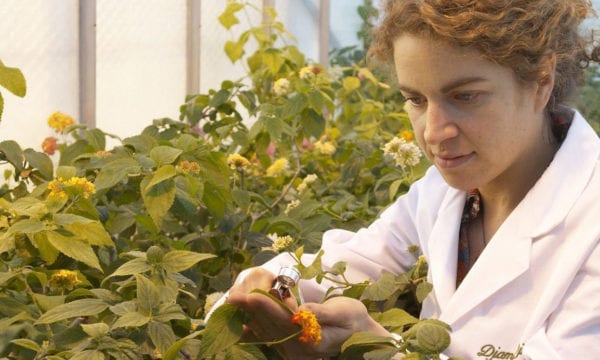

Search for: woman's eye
xmin=454 ymin=92 xmax=479 ymax=102
xmin=405 ymin=96 xmax=426 ymax=106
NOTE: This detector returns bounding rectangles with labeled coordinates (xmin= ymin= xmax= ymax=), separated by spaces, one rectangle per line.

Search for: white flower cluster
xmin=382 ymin=137 xmax=423 ymax=170
xmin=299 ymin=66 xmax=315 ymax=80
xmin=267 ymin=233 xmax=294 ymax=252
xmin=297 ymin=174 xmax=318 ymax=192
xmin=285 ymin=199 xmax=301 ymax=215
xmin=273 ymin=78 xmax=290 ymax=96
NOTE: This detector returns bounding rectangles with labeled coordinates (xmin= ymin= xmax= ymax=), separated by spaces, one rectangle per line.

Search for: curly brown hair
xmin=369 ymin=0 xmax=600 ymax=111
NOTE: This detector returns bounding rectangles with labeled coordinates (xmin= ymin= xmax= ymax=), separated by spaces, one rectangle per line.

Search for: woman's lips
xmin=433 ymin=152 xmax=475 ymax=169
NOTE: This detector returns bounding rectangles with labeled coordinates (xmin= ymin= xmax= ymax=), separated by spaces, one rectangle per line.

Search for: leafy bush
xmin=0 ymin=2 xmax=456 ymax=359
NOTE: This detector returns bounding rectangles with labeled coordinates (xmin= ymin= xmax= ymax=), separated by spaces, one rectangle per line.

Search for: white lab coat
xmin=233 ymin=111 xmax=600 ymax=359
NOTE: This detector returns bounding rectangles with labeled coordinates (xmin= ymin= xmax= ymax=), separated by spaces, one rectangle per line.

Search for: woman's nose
xmin=423 ymin=103 xmax=459 ymax=146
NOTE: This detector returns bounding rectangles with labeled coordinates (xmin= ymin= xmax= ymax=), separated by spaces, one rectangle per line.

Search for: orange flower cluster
xmin=178 ymin=160 xmax=201 ymax=175
xmin=41 ymin=136 xmax=58 ymax=155
xmin=291 ymin=310 xmax=322 ymax=346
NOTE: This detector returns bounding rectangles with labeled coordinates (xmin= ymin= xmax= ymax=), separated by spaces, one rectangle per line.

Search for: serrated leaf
xmin=32 ymin=293 xmax=66 ymax=312
xmin=161 ymin=250 xmax=215 ymax=273
xmin=415 ymin=322 xmax=451 ymax=354
xmin=199 ymin=303 xmax=244 ymax=357
xmin=111 ymin=311 xmax=150 ymax=329
xmin=148 ymin=321 xmax=177 ymax=355
xmin=149 ymin=146 xmax=182 ymax=166
xmin=36 ymin=298 xmax=109 ymax=324
xmin=45 ymin=230 xmax=102 ymax=271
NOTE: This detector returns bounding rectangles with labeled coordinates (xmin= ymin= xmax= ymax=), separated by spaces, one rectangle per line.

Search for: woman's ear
xmin=534 ymin=52 xmax=557 ymax=113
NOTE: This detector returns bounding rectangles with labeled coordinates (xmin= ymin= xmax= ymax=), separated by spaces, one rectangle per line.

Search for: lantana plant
xmin=0 ymin=1 xmax=457 ymax=359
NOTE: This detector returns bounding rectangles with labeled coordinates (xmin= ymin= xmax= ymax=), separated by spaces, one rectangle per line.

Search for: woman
xmin=224 ymin=0 xmax=600 ymax=358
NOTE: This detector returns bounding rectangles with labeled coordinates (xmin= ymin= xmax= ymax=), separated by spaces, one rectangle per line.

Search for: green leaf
xmin=111 ymin=310 xmax=150 ymax=329
xmin=225 ymin=40 xmax=244 ymax=63
xmin=263 ymin=49 xmax=284 ymax=75
xmin=148 ymin=321 xmax=177 ymax=355
xmin=225 ymin=344 xmax=268 ymax=360
xmin=81 ymin=322 xmax=110 ymax=337
xmin=70 ymin=350 xmax=105 ymax=360
xmin=415 ymin=322 xmax=451 ymax=354
xmin=343 ymin=76 xmax=361 ymax=92
xmin=218 ymin=2 xmax=244 ymax=29
xmin=94 ymin=157 xmax=141 ymax=190
xmin=64 ymin=221 xmax=114 ymax=247
xmin=340 ymin=331 xmax=396 ymax=360
xmin=136 ymin=274 xmax=160 ymax=311
xmin=0 ymin=140 xmax=24 ymax=172
xmin=364 ymin=347 xmax=401 ymax=360
xmin=141 ymin=176 xmax=176 ymax=228
xmin=416 ymin=281 xmax=433 ymax=303
xmin=281 ymin=93 xmax=307 ymax=118
xmin=32 ymin=293 xmax=66 ymax=312
xmin=45 ymin=230 xmax=102 ymax=271
xmin=106 ymin=258 xmax=152 ymax=279
xmin=23 ymin=149 xmax=53 ymax=180
xmin=374 ymin=308 xmax=419 ymax=329
xmin=163 ymin=330 xmax=203 ymax=360
xmin=362 ymin=272 xmax=398 ymax=301
xmin=36 ymin=298 xmax=109 ymax=324
xmin=199 ymin=303 xmax=244 ymax=357
xmin=56 ymin=165 xmax=78 ymax=179
xmin=149 ymin=146 xmax=182 ymax=166
xmin=146 ymin=164 xmax=177 ymax=189
xmin=161 ymin=250 xmax=215 ymax=273
xmin=10 ymin=339 xmax=41 ymax=352
xmin=0 ymin=59 xmax=27 ymax=97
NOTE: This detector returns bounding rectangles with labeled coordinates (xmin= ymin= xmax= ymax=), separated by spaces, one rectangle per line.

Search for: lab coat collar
xmin=433 ymin=111 xmax=599 ymax=324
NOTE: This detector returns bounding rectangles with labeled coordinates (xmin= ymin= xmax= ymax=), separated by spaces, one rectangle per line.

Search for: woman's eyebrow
xmin=397 ymin=76 xmax=489 ymax=94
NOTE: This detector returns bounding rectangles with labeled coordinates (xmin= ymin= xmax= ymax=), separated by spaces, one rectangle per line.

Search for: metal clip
xmin=269 ymin=266 xmax=300 ymax=300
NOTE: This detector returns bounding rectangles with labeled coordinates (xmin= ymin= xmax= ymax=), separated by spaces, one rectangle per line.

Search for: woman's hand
xmin=226 ymin=268 xmax=391 ymax=359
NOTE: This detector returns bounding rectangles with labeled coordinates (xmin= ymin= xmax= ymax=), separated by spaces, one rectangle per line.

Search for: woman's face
xmin=393 ymin=34 xmax=551 ymax=192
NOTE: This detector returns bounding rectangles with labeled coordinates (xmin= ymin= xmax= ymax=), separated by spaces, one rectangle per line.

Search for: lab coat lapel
xmin=427 ymin=188 xmax=464 ymax=311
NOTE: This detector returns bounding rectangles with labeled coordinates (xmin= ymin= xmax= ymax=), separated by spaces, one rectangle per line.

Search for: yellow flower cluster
xmin=291 ymin=310 xmax=322 ymax=346
xmin=313 ymin=140 xmax=336 ymax=156
xmin=178 ymin=160 xmax=201 ymax=175
xmin=47 ymin=177 xmax=96 ymax=201
xmin=265 ymin=158 xmax=289 ymax=177
xmin=284 ymin=199 xmax=300 ymax=215
xmin=47 ymin=111 xmax=75 ymax=133
xmin=227 ymin=153 xmax=250 ymax=170
xmin=48 ymin=269 xmax=81 ymax=292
